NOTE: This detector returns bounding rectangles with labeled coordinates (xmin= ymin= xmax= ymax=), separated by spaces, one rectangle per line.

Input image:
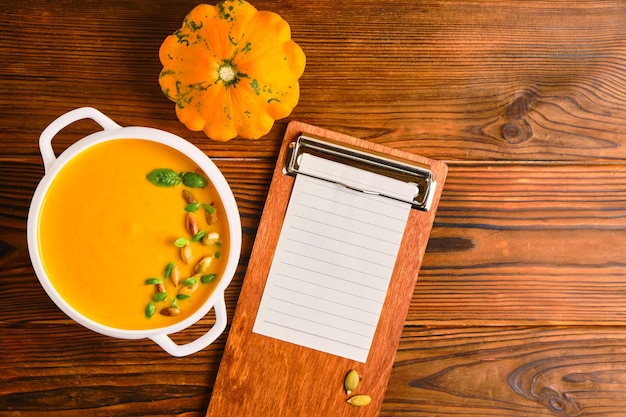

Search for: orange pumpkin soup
xmin=37 ymin=139 xmax=230 ymax=330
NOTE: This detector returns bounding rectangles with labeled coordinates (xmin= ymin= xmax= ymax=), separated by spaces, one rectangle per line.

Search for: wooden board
xmin=205 ymin=121 xmax=448 ymax=416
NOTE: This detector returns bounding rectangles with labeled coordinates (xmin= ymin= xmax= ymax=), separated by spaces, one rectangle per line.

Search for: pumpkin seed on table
xmin=344 ymin=369 xmax=360 ymax=395
xmin=347 ymin=394 xmax=371 ymax=407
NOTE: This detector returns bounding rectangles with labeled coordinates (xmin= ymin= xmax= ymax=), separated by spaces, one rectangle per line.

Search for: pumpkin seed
xmin=344 ymin=369 xmax=360 ymax=395
xmin=155 ymin=282 xmax=166 ymax=293
xmin=179 ymin=284 xmax=198 ymax=297
xmin=347 ymin=394 xmax=371 ymax=407
xmin=193 ymin=256 xmax=213 ymax=274
xmin=203 ymin=203 xmax=217 ymax=224
xmin=186 ymin=212 xmax=199 ymax=235
xmin=145 ymin=278 xmax=162 ymax=285
xmin=182 ymin=189 xmax=198 ymax=204
xmin=180 ymin=244 xmax=192 ymax=264
xmin=160 ymin=306 xmax=181 ymax=316
xmin=201 ymin=231 xmax=220 ymax=246
xmin=170 ymin=265 xmax=181 ymax=286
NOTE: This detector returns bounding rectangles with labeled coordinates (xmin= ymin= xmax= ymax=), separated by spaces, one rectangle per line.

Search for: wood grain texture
xmin=386 ymin=325 xmax=626 ymax=416
xmin=2 ymin=1 xmax=626 ymax=160
xmin=414 ymin=163 xmax=626 ymax=325
xmin=4 ymin=0 xmax=626 ymax=416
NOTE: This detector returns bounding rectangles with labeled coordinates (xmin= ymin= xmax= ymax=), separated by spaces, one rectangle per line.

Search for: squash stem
xmin=218 ymin=64 xmax=236 ymax=84
xmin=217 ymin=59 xmax=248 ymax=88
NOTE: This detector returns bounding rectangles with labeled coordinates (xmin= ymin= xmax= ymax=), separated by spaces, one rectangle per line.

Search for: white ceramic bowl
xmin=27 ymin=107 xmax=242 ymax=357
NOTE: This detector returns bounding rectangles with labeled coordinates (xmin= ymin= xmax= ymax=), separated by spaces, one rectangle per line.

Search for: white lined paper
xmin=252 ymin=154 xmax=412 ymax=362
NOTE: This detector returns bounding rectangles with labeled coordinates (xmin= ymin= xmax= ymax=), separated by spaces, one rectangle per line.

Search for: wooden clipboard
xmin=206 ymin=121 xmax=448 ymax=417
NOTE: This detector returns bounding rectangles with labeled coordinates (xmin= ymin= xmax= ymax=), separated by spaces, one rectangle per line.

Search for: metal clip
xmin=283 ymin=134 xmax=436 ymax=211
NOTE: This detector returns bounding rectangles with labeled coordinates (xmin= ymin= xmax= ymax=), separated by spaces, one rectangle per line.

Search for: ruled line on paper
xmin=276 ymin=262 xmax=388 ymax=292
xmin=252 ymin=156 xmax=412 ymax=363
xmin=277 ymin=273 xmax=384 ymax=303
xmin=265 ymin=309 xmax=374 ymax=339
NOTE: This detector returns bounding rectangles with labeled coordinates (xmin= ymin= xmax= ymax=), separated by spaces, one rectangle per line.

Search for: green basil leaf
xmin=185 ymin=202 xmax=201 ymax=212
xmin=181 ymin=172 xmax=208 ymax=188
xmin=164 ymin=262 xmax=175 ymax=279
xmin=153 ymin=292 xmax=167 ymax=302
xmin=191 ymin=230 xmax=206 ymax=242
xmin=174 ymin=237 xmax=188 ymax=248
xmin=181 ymin=277 xmax=198 ymax=286
xmin=146 ymin=168 xmax=181 ymax=187
xmin=203 ymin=203 xmax=216 ymax=214
xmin=201 ymin=274 xmax=216 ymax=284
xmin=145 ymin=302 xmax=156 ymax=318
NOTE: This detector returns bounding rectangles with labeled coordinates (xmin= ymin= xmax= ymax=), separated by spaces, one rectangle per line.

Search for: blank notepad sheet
xmin=252 ymin=153 xmax=413 ymax=362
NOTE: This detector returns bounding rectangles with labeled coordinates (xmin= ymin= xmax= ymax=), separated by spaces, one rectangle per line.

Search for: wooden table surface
xmin=3 ymin=1 xmax=626 ymax=416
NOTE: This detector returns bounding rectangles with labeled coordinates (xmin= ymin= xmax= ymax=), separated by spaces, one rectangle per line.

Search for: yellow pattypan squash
xmin=159 ymin=0 xmax=306 ymax=141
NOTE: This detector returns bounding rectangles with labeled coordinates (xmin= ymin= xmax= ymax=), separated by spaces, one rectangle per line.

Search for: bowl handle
xmin=149 ymin=294 xmax=228 ymax=357
xmin=39 ymin=107 xmax=122 ymax=173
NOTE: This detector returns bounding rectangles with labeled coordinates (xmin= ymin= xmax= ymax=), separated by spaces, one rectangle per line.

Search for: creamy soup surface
xmin=38 ymin=139 xmax=229 ymax=330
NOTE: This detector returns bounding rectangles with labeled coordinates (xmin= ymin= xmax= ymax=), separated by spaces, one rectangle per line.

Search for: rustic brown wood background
xmin=2 ymin=1 xmax=626 ymax=416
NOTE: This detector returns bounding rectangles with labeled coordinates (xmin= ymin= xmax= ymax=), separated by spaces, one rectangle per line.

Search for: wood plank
xmin=4 ymin=324 xmax=626 ymax=416
xmin=2 ymin=1 xmax=626 ymax=161
xmin=384 ymin=325 xmax=626 ymax=416
xmin=0 ymin=324 xmax=216 ymax=417
xmin=413 ymin=163 xmax=626 ymax=325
